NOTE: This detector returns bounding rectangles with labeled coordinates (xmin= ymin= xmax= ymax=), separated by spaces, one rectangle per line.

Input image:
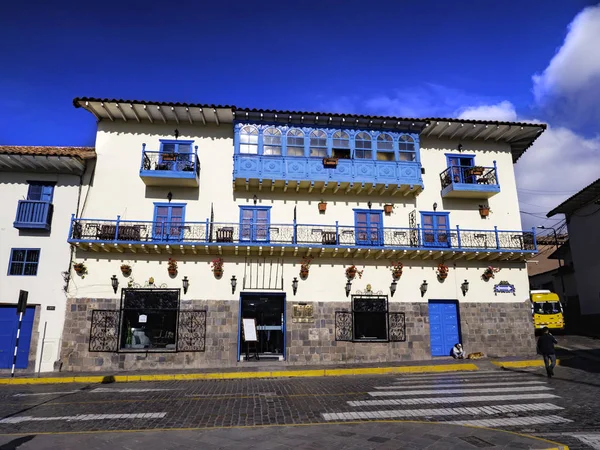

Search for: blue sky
xmin=1 ymin=0 xmax=599 ymax=227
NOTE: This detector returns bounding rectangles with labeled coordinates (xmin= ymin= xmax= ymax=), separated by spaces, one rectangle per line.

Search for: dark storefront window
xmin=352 ymin=296 xmax=388 ymax=341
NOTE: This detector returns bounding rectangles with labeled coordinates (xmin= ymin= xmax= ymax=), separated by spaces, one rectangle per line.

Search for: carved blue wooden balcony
xmin=68 ymin=216 xmax=536 ymax=261
xmin=139 ymin=145 xmax=200 ymax=187
xmin=14 ymin=200 xmax=53 ymax=231
xmin=440 ymin=164 xmax=500 ymax=199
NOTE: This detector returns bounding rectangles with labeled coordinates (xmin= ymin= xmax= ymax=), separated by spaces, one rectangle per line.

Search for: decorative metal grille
xmin=89 ymin=310 xmax=120 ymax=352
xmin=122 ymin=289 xmax=179 ymax=310
xmin=353 ymin=296 xmax=387 ymax=313
xmin=388 ymin=312 xmax=406 ymax=342
xmin=409 ymin=210 xmax=418 ymax=246
xmin=335 ymin=311 xmax=352 ymax=341
xmin=243 ymin=258 xmax=284 ymax=290
xmin=177 ymin=310 xmax=207 ymax=352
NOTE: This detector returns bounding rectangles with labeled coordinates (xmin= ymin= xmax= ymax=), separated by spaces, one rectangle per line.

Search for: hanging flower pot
xmin=73 ymin=262 xmax=88 ymax=278
xmin=479 ymin=205 xmax=491 ymax=217
xmin=167 ymin=258 xmax=178 ymax=277
xmin=390 ymin=261 xmax=403 ymax=280
xmin=345 ymin=265 xmax=363 ymax=280
xmin=318 ymin=201 xmax=327 ymax=212
xmin=120 ymin=264 xmax=132 ymax=277
xmin=437 ymin=262 xmax=449 ymax=281
xmin=299 ymin=256 xmax=312 ymax=280
xmin=384 ymin=204 xmax=394 ymax=215
xmin=211 ymin=257 xmax=224 ymax=279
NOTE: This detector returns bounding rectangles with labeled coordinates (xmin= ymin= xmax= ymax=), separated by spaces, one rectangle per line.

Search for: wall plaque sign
xmin=292 ymin=303 xmax=314 ymax=323
xmin=494 ymin=281 xmax=515 ymax=295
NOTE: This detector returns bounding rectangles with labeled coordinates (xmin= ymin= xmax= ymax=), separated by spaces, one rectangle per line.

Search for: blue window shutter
xmin=27 ymin=183 xmax=54 ymax=202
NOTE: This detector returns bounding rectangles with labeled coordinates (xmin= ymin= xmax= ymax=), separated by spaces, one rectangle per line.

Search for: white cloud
xmin=456 ymin=101 xmax=518 ymax=122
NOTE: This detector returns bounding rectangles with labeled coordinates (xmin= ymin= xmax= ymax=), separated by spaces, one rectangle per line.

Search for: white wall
xmin=0 ymin=171 xmax=81 ymax=372
xmin=568 ymin=202 xmax=600 ymax=315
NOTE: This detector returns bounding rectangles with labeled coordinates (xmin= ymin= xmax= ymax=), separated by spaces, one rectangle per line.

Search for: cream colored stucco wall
xmin=0 ymin=172 xmax=81 ymax=372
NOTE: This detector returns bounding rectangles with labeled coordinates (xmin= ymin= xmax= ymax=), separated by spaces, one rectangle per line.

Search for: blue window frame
xmin=159 ymin=140 xmax=194 ymax=170
xmin=153 ymin=203 xmax=186 ymax=241
xmin=354 ymin=209 xmax=383 ymax=246
xmin=446 ymin=154 xmax=476 ymax=184
xmin=286 ymin=129 xmax=305 ymax=157
xmin=27 ymin=182 xmax=54 ymax=202
xmin=8 ymin=249 xmax=40 ymax=276
xmin=240 ymin=126 xmax=259 ymax=154
xmin=421 ymin=212 xmax=450 ymax=248
xmin=239 ymin=206 xmax=271 ymax=243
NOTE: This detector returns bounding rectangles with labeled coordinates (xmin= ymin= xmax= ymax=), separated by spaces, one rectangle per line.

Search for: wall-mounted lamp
xmin=167 ymin=191 xmax=173 ymax=203
xmin=420 ymin=280 xmax=428 ymax=297
xmin=461 ymin=279 xmax=469 ymax=296
xmin=292 ymin=277 xmax=298 ymax=296
xmin=111 ymin=275 xmax=119 ymax=294
xmin=367 ymin=201 xmax=372 ymax=209
xmin=182 ymin=276 xmax=189 ymax=295
xmin=253 ymin=194 xmax=257 ymax=205
xmin=231 ymin=275 xmax=237 ymax=295
xmin=458 ymin=143 xmax=463 ymax=152
xmin=433 ymin=202 xmax=438 ymax=212
xmin=390 ymin=279 xmax=397 ymax=297
xmin=174 ymin=128 xmax=180 ymax=139
xmin=345 ymin=280 xmax=352 ymax=297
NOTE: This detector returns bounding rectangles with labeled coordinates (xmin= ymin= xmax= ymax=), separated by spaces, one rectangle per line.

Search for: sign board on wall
xmin=494 ymin=281 xmax=516 ymax=296
xmin=242 ymin=318 xmax=257 ymax=342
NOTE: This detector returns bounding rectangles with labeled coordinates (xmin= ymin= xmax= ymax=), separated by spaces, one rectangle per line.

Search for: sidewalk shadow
xmin=0 ymin=435 xmax=35 ymax=449
xmin=556 ymin=348 xmax=600 ymax=374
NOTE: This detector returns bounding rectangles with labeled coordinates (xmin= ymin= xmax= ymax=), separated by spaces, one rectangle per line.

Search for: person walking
xmin=537 ymin=327 xmax=558 ymax=377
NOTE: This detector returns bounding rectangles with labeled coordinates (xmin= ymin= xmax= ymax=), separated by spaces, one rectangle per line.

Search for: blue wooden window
xmin=309 ymin=130 xmax=328 ymax=158
xmin=27 ymin=183 xmax=54 ymax=202
xmin=354 ymin=210 xmax=383 ymax=246
xmin=159 ymin=140 xmax=194 ymax=169
xmin=398 ymin=135 xmax=416 ymax=161
xmin=446 ymin=154 xmax=476 ymax=184
xmin=263 ymin=127 xmax=282 ymax=155
xmin=153 ymin=203 xmax=186 ymax=241
xmin=376 ymin=133 xmax=394 ymax=161
xmin=239 ymin=206 xmax=271 ymax=243
xmin=421 ymin=212 xmax=450 ymax=248
xmin=332 ymin=130 xmax=351 ymax=159
xmin=354 ymin=132 xmax=372 ymax=159
xmin=286 ymin=128 xmax=305 ymax=157
xmin=240 ymin=125 xmax=259 ymax=154
xmin=8 ymin=249 xmax=40 ymax=276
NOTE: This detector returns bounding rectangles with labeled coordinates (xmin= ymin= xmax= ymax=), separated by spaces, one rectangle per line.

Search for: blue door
xmin=240 ymin=207 xmax=271 ymax=243
xmin=160 ymin=141 xmax=193 ymax=170
xmin=428 ymin=301 xmax=460 ymax=357
xmin=0 ymin=306 xmax=35 ymax=369
xmin=421 ymin=213 xmax=450 ymax=248
xmin=447 ymin=156 xmax=475 ymax=184
xmin=153 ymin=204 xmax=185 ymax=241
xmin=355 ymin=211 xmax=383 ymax=246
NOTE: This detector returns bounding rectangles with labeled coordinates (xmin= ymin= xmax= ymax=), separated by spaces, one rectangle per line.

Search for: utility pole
xmin=537 ymin=225 xmax=567 ymax=307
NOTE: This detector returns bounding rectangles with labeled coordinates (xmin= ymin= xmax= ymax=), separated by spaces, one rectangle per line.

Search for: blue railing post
xmin=494 ymin=226 xmax=500 ymax=249
xmin=456 ymin=225 xmax=461 ymax=249
xmin=205 ymin=219 xmax=210 ymax=243
xmin=141 ymin=143 xmax=146 ymax=171
xmin=335 ymin=221 xmax=339 ymax=245
xmin=293 ymin=217 xmax=297 ymax=244
xmin=115 ymin=215 xmax=121 ymax=240
xmin=68 ymin=213 xmax=75 ymax=239
xmin=493 ymin=160 xmax=500 ymax=188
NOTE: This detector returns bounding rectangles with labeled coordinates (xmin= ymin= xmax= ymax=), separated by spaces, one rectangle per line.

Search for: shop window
xmin=352 ymin=296 xmax=388 ymax=341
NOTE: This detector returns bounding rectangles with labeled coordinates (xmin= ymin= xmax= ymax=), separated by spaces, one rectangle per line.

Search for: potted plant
xmin=148 ymin=277 xmax=155 ymax=286
xmin=482 ymin=266 xmax=500 ymax=281
xmin=437 ymin=262 xmax=449 ymax=280
xmin=318 ymin=201 xmax=327 ymax=213
xmin=390 ymin=261 xmax=403 ymax=280
xmin=299 ymin=256 xmax=313 ymax=279
xmin=323 ymin=157 xmax=338 ymax=168
xmin=470 ymin=166 xmax=485 ymax=176
xmin=73 ymin=262 xmax=88 ymax=278
xmin=479 ymin=204 xmax=491 ymax=217
xmin=211 ymin=257 xmax=224 ymax=278
xmin=384 ymin=204 xmax=394 ymax=215
xmin=120 ymin=264 xmax=132 ymax=277
xmin=167 ymin=258 xmax=178 ymax=276
xmin=346 ymin=265 xmax=364 ymax=280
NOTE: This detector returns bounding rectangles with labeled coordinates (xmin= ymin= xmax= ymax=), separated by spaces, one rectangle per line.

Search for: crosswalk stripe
xmin=445 ymin=415 xmax=573 ymax=427
xmin=369 ymin=386 xmax=552 ymax=397
xmin=321 ymin=403 xmax=563 ymax=421
xmin=375 ymin=381 xmax=546 ymax=389
xmin=0 ymin=413 xmax=167 ymax=424
xmin=394 ymin=372 xmax=529 ymax=381
xmin=348 ymin=393 xmax=559 ymax=407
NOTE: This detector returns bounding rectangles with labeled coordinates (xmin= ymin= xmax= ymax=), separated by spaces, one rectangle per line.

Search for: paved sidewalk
xmin=0 ymin=422 xmax=570 ymax=449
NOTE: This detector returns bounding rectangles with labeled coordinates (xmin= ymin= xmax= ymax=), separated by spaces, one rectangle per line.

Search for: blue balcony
xmin=14 ymin=200 xmax=53 ymax=231
xmin=139 ymin=146 xmax=200 ymax=187
xmin=68 ymin=216 xmax=536 ymax=261
xmin=233 ymin=155 xmax=424 ymax=195
xmin=440 ymin=164 xmax=500 ymax=199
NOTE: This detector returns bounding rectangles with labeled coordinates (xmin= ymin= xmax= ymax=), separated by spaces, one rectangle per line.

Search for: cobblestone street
xmin=1 ymin=361 xmax=599 ymax=449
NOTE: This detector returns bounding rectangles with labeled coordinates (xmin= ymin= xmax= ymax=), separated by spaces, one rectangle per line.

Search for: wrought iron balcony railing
xmin=141 ymin=149 xmax=199 ymax=176
xmin=440 ymin=165 xmax=498 ymax=189
xmin=68 ymin=216 xmax=536 ymax=254
xmin=14 ymin=200 xmax=53 ymax=230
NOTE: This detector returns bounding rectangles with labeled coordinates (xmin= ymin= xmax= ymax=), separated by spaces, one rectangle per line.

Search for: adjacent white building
xmin=0 ymin=146 xmax=95 ymax=373
xmin=59 ymin=98 xmax=546 ymax=372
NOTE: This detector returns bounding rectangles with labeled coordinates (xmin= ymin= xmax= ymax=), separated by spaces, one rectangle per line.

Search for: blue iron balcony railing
xmin=14 ymin=200 xmax=54 ymax=231
xmin=68 ymin=216 xmax=536 ymax=258
xmin=233 ymin=155 xmax=424 ymax=195
xmin=440 ymin=164 xmax=500 ymax=199
xmin=139 ymin=146 xmax=200 ymax=187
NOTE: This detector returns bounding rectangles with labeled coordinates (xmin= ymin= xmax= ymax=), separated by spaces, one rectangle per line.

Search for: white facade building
xmin=59 ymin=98 xmax=546 ymax=372
xmin=0 ymin=146 xmax=95 ymax=373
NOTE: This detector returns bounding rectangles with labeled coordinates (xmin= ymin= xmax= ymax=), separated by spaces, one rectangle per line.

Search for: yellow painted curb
xmin=0 ymin=363 xmax=480 ymax=385
xmin=491 ymin=359 xmax=560 ymax=369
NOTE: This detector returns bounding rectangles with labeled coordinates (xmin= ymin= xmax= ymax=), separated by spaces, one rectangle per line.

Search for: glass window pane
xmin=399 ymin=152 xmax=415 ymax=161
xmin=9 ymin=263 xmax=24 ymax=275
xmin=25 ymin=250 xmax=39 ymax=262
xmin=121 ymin=309 xmax=177 ymax=350
xmin=11 ymin=250 xmax=26 ymax=262
xmin=27 ymin=185 xmax=42 ymax=201
xmin=162 ymin=144 xmax=176 ymax=153
xmin=377 ymin=151 xmax=395 ymax=161
xmin=377 ymin=133 xmax=393 ymax=150
xmin=24 ymin=263 xmax=38 ymax=276
xmin=333 ymin=130 xmax=349 ymax=149
xmin=178 ymin=144 xmax=191 ymax=153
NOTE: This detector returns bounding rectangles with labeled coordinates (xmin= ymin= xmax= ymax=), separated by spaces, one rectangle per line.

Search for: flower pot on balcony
xmin=161 ymin=153 xmax=177 ymax=162
xmin=323 ymin=157 xmax=338 ymax=168
xmin=479 ymin=206 xmax=490 ymax=217
xmin=318 ymin=202 xmax=327 ymax=212
xmin=384 ymin=204 xmax=394 ymax=215
xmin=470 ymin=166 xmax=484 ymax=176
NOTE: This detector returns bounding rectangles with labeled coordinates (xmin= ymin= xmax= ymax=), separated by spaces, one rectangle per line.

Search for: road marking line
xmin=0 ymin=413 xmax=168 ymax=424
xmin=375 ymin=381 xmax=546 ymax=389
xmin=369 ymin=385 xmax=553 ymax=397
xmin=394 ymin=372 xmax=527 ymax=381
xmin=13 ymin=391 xmax=80 ymax=397
xmin=91 ymin=388 xmax=179 ymax=393
xmin=569 ymin=433 xmax=600 ymax=449
xmin=322 ymin=403 xmax=563 ymax=421
xmin=349 ymin=393 xmax=559 ymax=407
xmin=445 ymin=414 xmax=573 ymax=427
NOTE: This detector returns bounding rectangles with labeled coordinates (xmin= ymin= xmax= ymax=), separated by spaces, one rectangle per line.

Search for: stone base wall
xmin=59 ymin=297 xmax=535 ymax=372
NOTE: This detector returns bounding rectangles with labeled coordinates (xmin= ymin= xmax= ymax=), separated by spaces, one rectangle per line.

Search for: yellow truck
xmin=530 ymin=290 xmax=565 ymax=332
